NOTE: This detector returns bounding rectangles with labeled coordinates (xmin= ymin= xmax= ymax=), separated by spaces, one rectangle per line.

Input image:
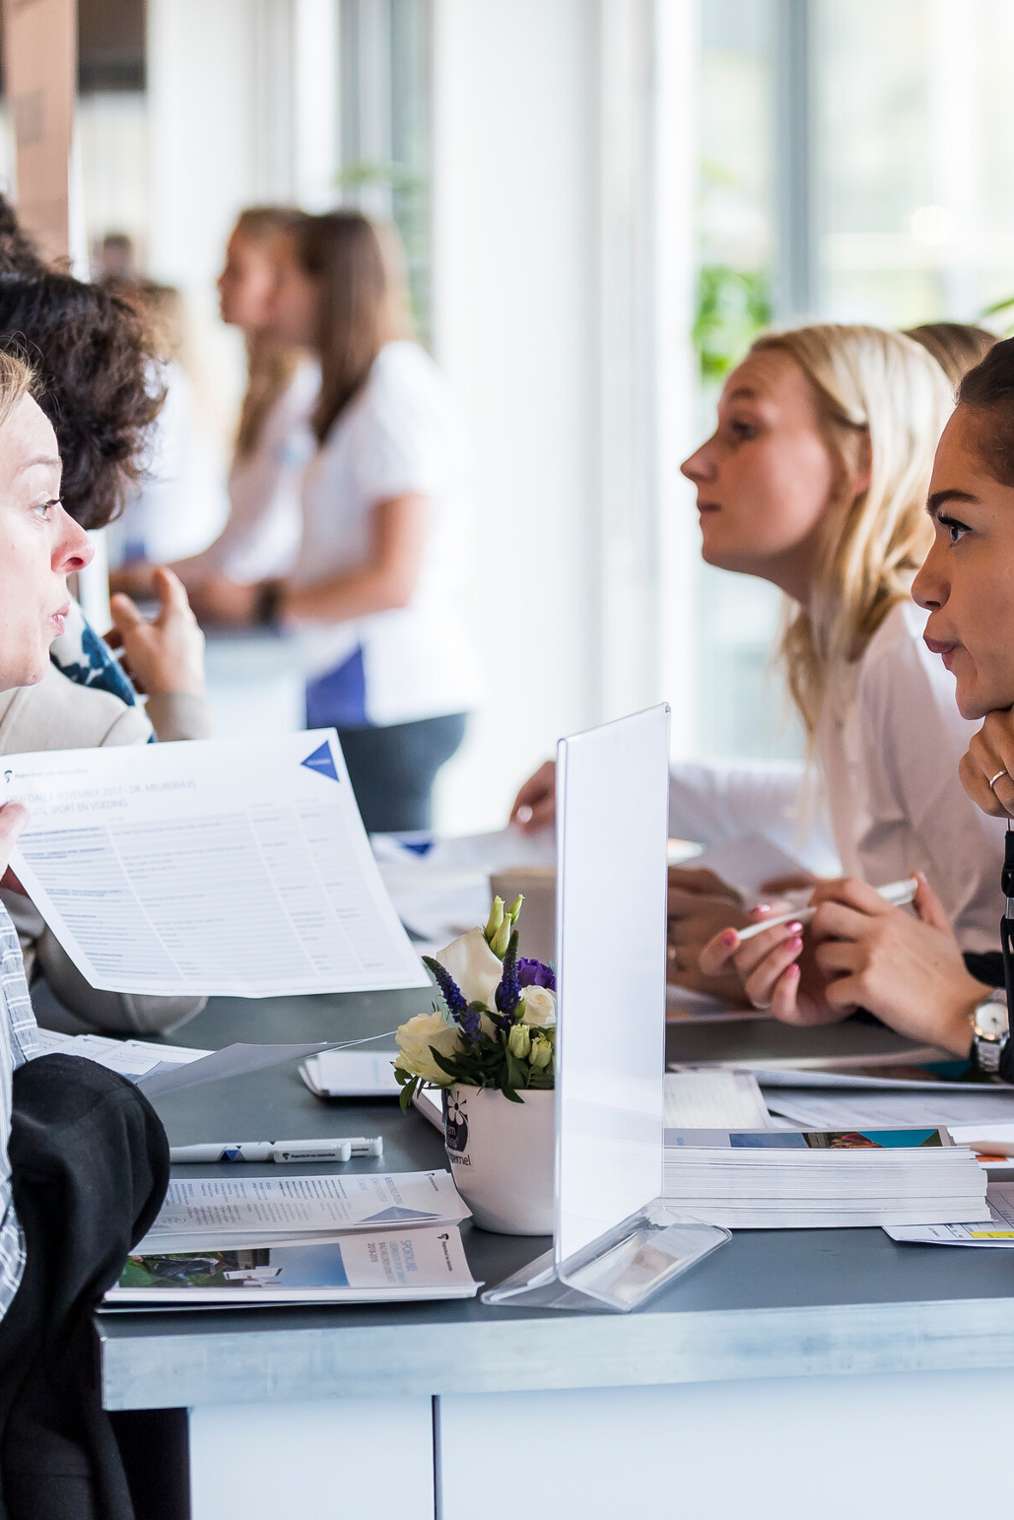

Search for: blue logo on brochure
xmin=301 ymin=741 xmax=340 ymax=782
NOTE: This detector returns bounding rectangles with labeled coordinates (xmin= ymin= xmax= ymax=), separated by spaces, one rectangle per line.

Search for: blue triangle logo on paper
xmin=300 ymin=741 xmax=340 ymax=782
xmin=366 ymin=1206 xmax=437 ymax=1222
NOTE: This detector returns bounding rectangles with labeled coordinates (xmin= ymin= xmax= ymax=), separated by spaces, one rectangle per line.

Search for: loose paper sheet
xmin=886 ymin=1182 xmax=1014 ymax=1246
xmin=4 ymin=732 xmax=429 ymax=997
xmin=765 ymin=1087 xmax=1014 ymax=1132
xmin=139 ymin=1170 xmax=470 ymax=1254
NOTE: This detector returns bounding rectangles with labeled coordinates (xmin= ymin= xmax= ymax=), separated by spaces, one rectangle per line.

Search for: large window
xmin=687 ymin=0 xmax=1014 ymax=765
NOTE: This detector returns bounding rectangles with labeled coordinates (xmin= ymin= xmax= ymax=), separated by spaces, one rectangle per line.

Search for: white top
xmin=668 ymin=599 xmax=1006 ymax=952
xmin=187 ymin=359 xmax=318 ymax=583
xmin=291 ymin=341 xmax=480 ymax=728
xmin=815 ymin=598 xmax=1005 ymax=953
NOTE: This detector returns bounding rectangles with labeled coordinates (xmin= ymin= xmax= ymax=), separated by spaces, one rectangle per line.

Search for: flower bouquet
xmin=394 ymin=896 xmax=557 ymax=1234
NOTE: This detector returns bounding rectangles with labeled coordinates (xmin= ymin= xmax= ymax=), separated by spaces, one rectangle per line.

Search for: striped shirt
xmin=0 ymin=900 xmax=39 ymax=1317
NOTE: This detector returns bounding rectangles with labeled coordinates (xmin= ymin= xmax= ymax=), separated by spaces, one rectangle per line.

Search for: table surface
xmin=98 ymin=991 xmax=1014 ymax=1412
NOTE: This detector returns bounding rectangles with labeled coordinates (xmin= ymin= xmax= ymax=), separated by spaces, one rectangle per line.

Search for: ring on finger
xmin=989 ymin=768 xmax=1009 ymax=793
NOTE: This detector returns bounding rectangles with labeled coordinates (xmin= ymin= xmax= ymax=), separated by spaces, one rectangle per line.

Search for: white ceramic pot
xmin=442 ymin=1083 xmax=555 ymax=1235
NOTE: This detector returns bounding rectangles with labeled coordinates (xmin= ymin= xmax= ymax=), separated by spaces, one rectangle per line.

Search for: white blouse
xmin=190 ymin=359 xmax=319 ymax=584
xmin=815 ymin=598 xmax=1005 ymax=953
xmin=292 ymin=341 xmax=480 ymax=728
xmin=668 ymin=598 xmax=1005 ymax=952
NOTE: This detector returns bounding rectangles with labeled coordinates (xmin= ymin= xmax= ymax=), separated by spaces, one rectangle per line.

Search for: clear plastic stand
xmin=480 ymin=706 xmax=731 ymax=1314
xmin=482 ymin=1206 xmax=729 ymax=1312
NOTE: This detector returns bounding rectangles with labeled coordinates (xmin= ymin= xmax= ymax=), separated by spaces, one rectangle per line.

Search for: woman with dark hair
xmin=0 ymin=351 xmax=168 ymax=1518
xmin=193 ymin=210 xmax=478 ymax=833
xmin=0 ymin=207 xmax=209 ymax=1034
xmin=698 ymin=336 xmax=1014 ymax=1078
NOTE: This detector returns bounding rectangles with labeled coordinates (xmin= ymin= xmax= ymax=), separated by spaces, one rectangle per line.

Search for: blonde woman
xmin=114 ymin=206 xmax=318 ymax=595
xmin=513 ymin=324 xmax=1005 ymax=986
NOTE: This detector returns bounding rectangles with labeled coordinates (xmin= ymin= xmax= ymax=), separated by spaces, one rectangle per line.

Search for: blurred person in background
xmin=905 ymin=321 xmax=995 ymax=391
xmin=192 ymin=210 xmax=479 ymax=834
xmin=113 ymin=206 xmax=317 ymax=596
xmin=99 ymin=271 xmax=213 ymax=568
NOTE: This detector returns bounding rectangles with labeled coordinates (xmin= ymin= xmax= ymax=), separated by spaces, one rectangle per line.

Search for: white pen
xmin=733 ymin=876 xmax=919 ymax=944
xmin=169 ymin=1136 xmax=384 ymax=1164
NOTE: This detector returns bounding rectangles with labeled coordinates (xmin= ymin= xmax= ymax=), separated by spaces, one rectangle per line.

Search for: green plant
xmin=692 ymin=264 xmax=773 ymax=383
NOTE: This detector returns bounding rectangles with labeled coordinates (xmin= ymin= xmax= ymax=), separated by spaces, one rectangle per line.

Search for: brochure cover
xmin=108 ymin=1224 xmax=479 ymax=1306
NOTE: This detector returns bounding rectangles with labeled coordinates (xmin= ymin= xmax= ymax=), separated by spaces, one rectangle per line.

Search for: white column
xmin=429 ymin=0 xmax=602 ymax=828
xmin=145 ymin=0 xmax=299 ymax=443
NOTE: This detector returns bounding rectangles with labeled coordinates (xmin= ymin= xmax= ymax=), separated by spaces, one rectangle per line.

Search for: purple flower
xmin=495 ymin=929 xmax=522 ymax=1019
xmin=422 ymin=956 xmax=467 ymax=1016
xmin=518 ymin=958 xmax=556 ymax=992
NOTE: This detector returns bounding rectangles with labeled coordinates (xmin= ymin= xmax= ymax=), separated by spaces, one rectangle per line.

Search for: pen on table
xmin=169 ymin=1136 xmax=384 ymax=1164
xmin=733 ymin=876 xmax=919 ymax=944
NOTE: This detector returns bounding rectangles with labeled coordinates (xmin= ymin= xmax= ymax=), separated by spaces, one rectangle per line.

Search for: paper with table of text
xmin=3 ymin=731 xmax=430 ymax=998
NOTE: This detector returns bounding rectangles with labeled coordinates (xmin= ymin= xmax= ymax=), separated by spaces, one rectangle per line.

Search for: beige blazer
xmin=0 ymin=666 xmax=212 ymax=1035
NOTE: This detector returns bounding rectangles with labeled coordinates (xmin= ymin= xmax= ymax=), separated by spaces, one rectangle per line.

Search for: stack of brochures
xmin=663 ymin=1128 xmax=990 ymax=1228
xmin=106 ymin=1169 xmax=480 ymax=1308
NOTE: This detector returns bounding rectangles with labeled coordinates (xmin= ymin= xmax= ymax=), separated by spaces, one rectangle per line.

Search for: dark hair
xmin=0 ymin=199 xmax=164 ymax=529
xmin=291 ymin=210 xmax=409 ymax=443
xmin=0 ymin=270 xmax=165 ymax=528
xmin=905 ymin=323 xmax=996 ymax=390
xmin=957 ymin=336 xmax=1014 ymax=488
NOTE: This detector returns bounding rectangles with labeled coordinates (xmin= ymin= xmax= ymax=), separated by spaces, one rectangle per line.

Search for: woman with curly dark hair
xmin=0 ymin=201 xmax=209 ymax=1036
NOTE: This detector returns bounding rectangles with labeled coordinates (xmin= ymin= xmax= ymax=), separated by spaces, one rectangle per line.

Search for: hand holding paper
xmin=2 ymin=732 xmax=429 ymax=999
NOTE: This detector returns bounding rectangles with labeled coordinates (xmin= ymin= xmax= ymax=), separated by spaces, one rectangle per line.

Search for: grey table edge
xmin=99 ymin=1289 xmax=1014 ymax=1411
xmin=97 ymin=992 xmax=1014 ymax=1413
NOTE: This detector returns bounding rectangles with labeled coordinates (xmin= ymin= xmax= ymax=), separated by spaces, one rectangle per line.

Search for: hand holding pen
xmin=697 ymin=873 xmax=985 ymax=1049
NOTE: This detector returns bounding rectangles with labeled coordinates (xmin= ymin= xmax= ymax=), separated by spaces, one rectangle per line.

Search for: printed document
xmin=107 ymin=1223 xmax=479 ymax=1306
xmin=3 ymin=732 xmax=429 ymax=997
xmin=140 ymin=1169 xmax=470 ymax=1253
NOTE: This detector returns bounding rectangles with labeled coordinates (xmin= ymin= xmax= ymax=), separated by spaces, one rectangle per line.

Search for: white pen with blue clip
xmin=169 ymin=1136 xmax=384 ymax=1164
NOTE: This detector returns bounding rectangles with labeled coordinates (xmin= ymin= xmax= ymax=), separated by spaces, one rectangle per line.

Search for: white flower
xmin=520 ymin=986 xmax=556 ymax=1027
xmin=508 ymin=1023 xmax=532 ymax=1059
xmin=395 ymin=1012 xmax=462 ymax=1085
xmin=435 ymin=927 xmax=503 ymax=1007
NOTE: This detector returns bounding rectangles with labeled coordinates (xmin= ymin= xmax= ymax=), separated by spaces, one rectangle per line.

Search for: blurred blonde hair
xmin=751 ymin=324 xmax=953 ymax=734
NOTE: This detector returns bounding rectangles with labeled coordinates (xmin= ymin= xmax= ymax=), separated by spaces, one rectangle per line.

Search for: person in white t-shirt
xmin=114 ymin=207 xmax=316 ymax=596
xmin=512 ymin=324 xmax=1006 ymax=999
xmin=192 ymin=210 xmax=479 ymax=832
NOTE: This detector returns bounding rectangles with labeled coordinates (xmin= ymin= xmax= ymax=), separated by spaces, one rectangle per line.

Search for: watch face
xmin=976 ymin=999 xmax=1009 ymax=1041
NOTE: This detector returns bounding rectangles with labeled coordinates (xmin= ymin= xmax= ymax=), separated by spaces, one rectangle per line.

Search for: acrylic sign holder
xmin=482 ymin=705 xmax=728 ymax=1314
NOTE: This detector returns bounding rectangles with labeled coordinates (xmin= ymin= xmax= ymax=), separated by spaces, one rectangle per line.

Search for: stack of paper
xmin=885 ymin=1181 xmax=1014 ymax=1247
xmin=106 ymin=1169 xmax=479 ymax=1308
xmin=663 ymin=1128 xmax=989 ymax=1228
xmin=300 ymin=1048 xmax=402 ymax=1099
